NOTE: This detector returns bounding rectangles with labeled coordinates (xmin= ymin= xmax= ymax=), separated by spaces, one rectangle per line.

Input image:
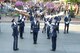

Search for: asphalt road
xmin=0 ymin=23 xmax=80 ymax=53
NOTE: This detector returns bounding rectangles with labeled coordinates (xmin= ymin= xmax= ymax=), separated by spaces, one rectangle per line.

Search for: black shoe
xmin=64 ymin=32 xmax=66 ymax=34
xmin=30 ymin=32 xmax=33 ymax=34
xmin=33 ymin=42 xmax=37 ymax=44
xmin=47 ymin=37 xmax=50 ymax=39
xmin=30 ymin=30 xmax=33 ymax=34
xmin=42 ymin=31 xmax=43 ymax=33
xmin=13 ymin=48 xmax=19 ymax=51
xmin=67 ymin=32 xmax=69 ymax=34
xmin=20 ymin=37 xmax=24 ymax=39
xmin=51 ymin=49 xmax=56 ymax=51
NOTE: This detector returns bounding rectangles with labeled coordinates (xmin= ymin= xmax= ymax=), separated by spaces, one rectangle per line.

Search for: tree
xmin=44 ymin=0 xmax=50 ymax=2
xmin=66 ymin=0 xmax=80 ymax=16
xmin=4 ymin=0 xmax=10 ymax=2
xmin=66 ymin=0 xmax=80 ymax=4
xmin=22 ymin=0 xmax=30 ymax=2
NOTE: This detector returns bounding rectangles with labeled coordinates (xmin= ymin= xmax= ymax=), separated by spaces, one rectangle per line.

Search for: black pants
xmin=19 ymin=27 xmax=24 ymax=38
xmin=47 ymin=29 xmax=50 ymax=39
xmin=31 ymin=21 xmax=33 ymax=30
xmin=57 ymin=22 xmax=60 ymax=33
xmin=30 ymin=21 xmax=33 ymax=33
xmin=13 ymin=36 xmax=18 ymax=50
xmin=52 ymin=36 xmax=57 ymax=50
xmin=33 ymin=32 xmax=38 ymax=44
xmin=64 ymin=23 xmax=69 ymax=33
xmin=23 ymin=26 xmax=24 ymax=33
xmin=42 ymin=24 xmax=46 ymax=33
xmin=0 ymin=16 xmax=1 ymax=19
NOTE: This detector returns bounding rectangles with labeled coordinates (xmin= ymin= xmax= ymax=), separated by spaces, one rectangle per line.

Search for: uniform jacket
xmin=51 ymin=25 xmax=57 ymax=37
xmin=64 ymin=16 xmax=71 ymax=24
xmin=11 ymin=23 xmax=18 ymax=37
xmin=32 ymin=20 xmax=40 ymax=32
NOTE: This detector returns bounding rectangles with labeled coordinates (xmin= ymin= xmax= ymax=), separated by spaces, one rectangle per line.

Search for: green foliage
xmin=44 ymin=0 xmax=49 ymax=2
xmin=66 ymin=0 xmax=80 ymax=3
xmin=22 ymin=0 xmax=29 ymax=2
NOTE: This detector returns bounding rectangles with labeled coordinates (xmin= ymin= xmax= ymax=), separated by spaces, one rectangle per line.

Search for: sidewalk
xmin=0 ymin=16 xmax=80 ymax=24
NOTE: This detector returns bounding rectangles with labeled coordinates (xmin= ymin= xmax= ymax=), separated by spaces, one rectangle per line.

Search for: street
xmin=0 ymin=23 xmax=80 ymax=53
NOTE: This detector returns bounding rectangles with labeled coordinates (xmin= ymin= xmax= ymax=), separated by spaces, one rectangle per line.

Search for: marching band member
xmin=42 ymin=13 xmax=48 ymax=33
xmin=30 ymin=14 xmax=34 ymax=33
xmin=45 ymin=14 xmax=53 ymax=39
xmin=46 ymin=20 xmax=51 ymax=39
xmin=54 ymin=16 xmax=61 ymax=33
xmin=57 ymin=16 xmax=61 ymax=33
xmin=64 ymin=15 xmax=71 ymax=34
xmin=50 ymin=23 xmax=57 ymax=51
xmin=11 ymin=19 xmax=19 ymax=51
xmin=18 ymin=14 xmax=25 ymax=39
xmin=32 ymin=17 xmax=40 ymax=44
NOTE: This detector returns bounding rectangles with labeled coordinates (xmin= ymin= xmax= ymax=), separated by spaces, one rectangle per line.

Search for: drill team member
xmin=32 ymin=17 xmax=40 ymax=44
xmin=18 ymin=17 xmax=25 ymax=39
xmin=64 ymin=15 xmax=71 ymax=34
xmin=50 ymin=23 xmax=57 ymax=51
xmin=11 ymin=19 xmax=19 ymax=51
